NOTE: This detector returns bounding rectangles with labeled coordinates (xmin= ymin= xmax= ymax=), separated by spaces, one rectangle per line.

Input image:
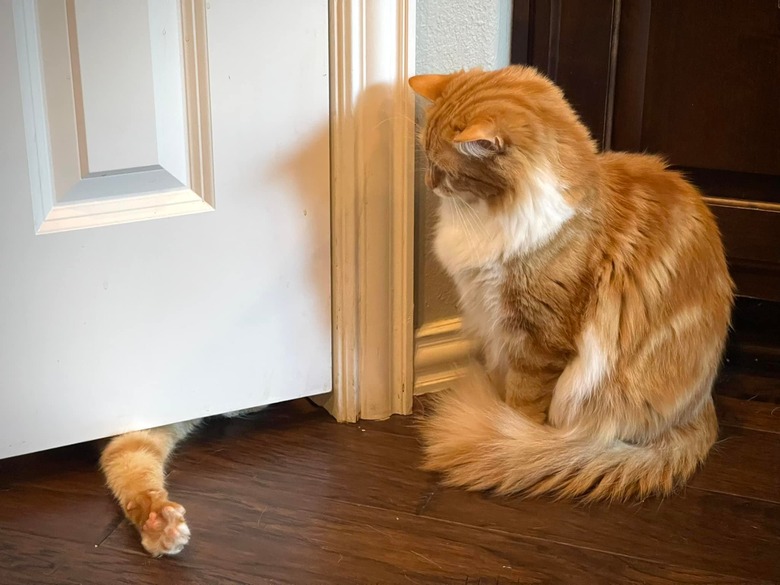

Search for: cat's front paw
xmin=140 ymin=501 xmax=190 ymax=556
xmin=125 ymin=492 xmax=190 ymax=557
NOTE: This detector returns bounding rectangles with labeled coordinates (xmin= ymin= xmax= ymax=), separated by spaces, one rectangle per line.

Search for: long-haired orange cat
xmin=410 ymin=65 xmax=733 ymax=501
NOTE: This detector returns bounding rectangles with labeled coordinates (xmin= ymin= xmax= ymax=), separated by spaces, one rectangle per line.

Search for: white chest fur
xmin=453 ymin=264 xmax=506 ymax=370
xmin=433 ymin=175 xmax=574 ymax=371
xmin=433 ymin=175 xmax=574 ymax=276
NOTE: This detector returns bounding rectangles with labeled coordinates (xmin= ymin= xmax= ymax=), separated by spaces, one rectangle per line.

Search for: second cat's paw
xmin=139 ymin=501 xmax=191 ymax=557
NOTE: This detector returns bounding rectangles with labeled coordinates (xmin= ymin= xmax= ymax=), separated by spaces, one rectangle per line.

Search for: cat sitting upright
xmin=410 ymin=65 xmax=733 ymax=501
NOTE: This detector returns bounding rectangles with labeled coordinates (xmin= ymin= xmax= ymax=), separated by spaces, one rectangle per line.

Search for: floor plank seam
xmin=719 ymin=422 xmax=780 ymax=436
xmin=686 ymin=484 xmax=780 ymax=505
xmin=95 ymin=513 xmax=126 ymax=549
xmin=407 ymin=510 xmax=765 ymax=582
xmin=277 ymin=496 xmax=757 ymax=581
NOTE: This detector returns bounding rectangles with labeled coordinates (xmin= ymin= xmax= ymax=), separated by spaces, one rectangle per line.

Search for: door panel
xmin=629 ymin=0 xmax=779 ymax=177
xmin=0 ymin=0 xmax=332 ymax=458
xmin=14 ymin=0 xmax=210 ymax=234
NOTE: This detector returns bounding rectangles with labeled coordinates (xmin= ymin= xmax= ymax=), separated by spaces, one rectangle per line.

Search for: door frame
xmin=325 ymin=0 xmax=416 ymax=421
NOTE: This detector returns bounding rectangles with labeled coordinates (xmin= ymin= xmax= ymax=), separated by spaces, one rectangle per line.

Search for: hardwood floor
xmin=0 ymin=364 xmax=778 ymax=584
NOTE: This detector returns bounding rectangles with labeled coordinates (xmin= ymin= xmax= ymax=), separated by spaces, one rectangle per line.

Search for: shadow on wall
xmin=414 ymin=0 xmax=513 ymax=328
xmin=413 ymin=98 xmax=461 ymax=329
xmin=268 ymin=81 xmax=408 ymax=395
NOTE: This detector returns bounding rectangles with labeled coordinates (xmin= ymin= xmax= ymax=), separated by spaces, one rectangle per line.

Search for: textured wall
xmin=416 ymin=0 xmax=512 ymax=75
xmin=414 ymin=0 xmax=512 ymax=326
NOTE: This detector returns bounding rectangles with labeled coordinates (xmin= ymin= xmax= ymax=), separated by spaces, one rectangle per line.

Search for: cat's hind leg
xmin=100 ymin=420 xmax=199 ymax=556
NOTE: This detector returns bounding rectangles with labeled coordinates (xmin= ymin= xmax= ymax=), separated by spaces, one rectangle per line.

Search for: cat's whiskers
xmin=453 ymin=196 xmax=482 ymax=251
xmin=449 ymin=198 xmax=474 ymax=251
xmin=460 ymin=196 xmax=490 ymax=238
xmin=370 ymin=112 xmax=418 ymax=132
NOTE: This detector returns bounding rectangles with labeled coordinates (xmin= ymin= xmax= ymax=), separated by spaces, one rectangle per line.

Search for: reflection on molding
xmin=414 ymin=317 xmax=472 ymax=395
xmin=321 ymin=0 xmax=416 ymax=422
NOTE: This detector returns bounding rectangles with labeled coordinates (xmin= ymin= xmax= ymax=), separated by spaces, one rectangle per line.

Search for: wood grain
xmin=0 ymin=365 xmax=778 ymax=584
xmin=101 ymin=480 xmax=770 ymax=585
xmin=715 ymin=395 xmax=780 ymax=434
xmin=423 ymin=485 xmax=779 ymax=583
xmin=689 ymin=424 xmax=780 ymax=503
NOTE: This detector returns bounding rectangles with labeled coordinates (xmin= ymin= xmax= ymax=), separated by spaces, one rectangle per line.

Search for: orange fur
xmin=410 ymin=65 xmax=733 ymax=501
xmin=100 ymin=421 xmax=198 ymax=556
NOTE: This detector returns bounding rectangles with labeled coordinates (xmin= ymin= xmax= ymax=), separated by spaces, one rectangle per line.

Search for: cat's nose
xmin=426 ymin=165 xmax=443 ymax=190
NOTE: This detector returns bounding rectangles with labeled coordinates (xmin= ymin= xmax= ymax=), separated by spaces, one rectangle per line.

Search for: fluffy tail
xmin=421 ymin=367 xmax=718 ymax=502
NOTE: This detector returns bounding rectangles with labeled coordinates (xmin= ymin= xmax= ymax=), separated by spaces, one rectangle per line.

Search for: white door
xmin=0 ymin=0 xmax=332 ymax=458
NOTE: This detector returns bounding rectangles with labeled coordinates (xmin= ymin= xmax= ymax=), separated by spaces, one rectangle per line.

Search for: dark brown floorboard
xmin=688 ymin=424 xmax=780 ymax=503
xmin=0 ymin=368 xmax=778 ymax=584
xmin=715 ymin=394 xmax=780 ymax=434
xmin=714 ymin=365 xmax=780 ymax=403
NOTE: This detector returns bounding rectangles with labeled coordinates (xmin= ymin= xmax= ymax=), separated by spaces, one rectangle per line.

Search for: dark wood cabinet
xmin=511 ymin=0 xmax=780 ymax=301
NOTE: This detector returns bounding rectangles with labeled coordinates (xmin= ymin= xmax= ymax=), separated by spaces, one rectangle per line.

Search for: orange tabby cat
xmin=100 ymin=421 xmax=198 ymax=556
xmin=100 ymin=407 xmax=262 ymax=556
xmin=409 ymin=65 xmax=734 ymax=501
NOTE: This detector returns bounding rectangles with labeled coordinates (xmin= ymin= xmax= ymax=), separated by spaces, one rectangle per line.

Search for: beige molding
xmin=414 ymin=317 xmax=473 ymax=395
xmin=321 ymin=0 xmax=416 ymax=421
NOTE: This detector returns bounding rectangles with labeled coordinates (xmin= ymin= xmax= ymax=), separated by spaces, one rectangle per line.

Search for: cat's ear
xmin=408 ymin=74 xmax=452 ymax=101
xmin=453 ymin=121 xmax=504 ymax=158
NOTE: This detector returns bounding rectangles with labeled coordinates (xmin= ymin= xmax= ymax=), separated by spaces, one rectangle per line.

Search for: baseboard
xmin=414 ymin=317 xmax=473 ymax=395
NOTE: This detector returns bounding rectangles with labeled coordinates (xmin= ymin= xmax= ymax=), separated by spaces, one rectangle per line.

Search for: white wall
xmin=416 ymin=0 xmax=512 ymax=74
xmin=414 ymin=0 xmax=513 ymax=325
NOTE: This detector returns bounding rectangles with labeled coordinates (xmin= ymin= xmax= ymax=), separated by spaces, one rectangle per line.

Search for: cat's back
xmin=598 ymin=151 xmax=706 ymax=215
xmin=595 ymin=150 xmax=731 ymax=314
xmin=596 ymin=150 xmax=720 ymax=244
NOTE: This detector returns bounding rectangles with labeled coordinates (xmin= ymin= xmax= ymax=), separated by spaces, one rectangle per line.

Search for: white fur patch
xmin=501 ymin=173 xmax=574 ymax=254
xmin=549 ymin=326 xmax=609 ymax=428
xmin=455 ymin=140 xmax=495 ymax=158
xmin=433 ymin=171 xmax=574 ymax=275
xmin=454 ymin=264 xmax=507 ymax=371
xmin=433 ymin=170 xmax=574 ymax=379
xmin=434 ymin=196 xmax=503 ymax=273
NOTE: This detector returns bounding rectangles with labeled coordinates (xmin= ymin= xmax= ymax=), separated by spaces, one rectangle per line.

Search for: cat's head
xmin=409 ymin=66 xmax=598 ymax=208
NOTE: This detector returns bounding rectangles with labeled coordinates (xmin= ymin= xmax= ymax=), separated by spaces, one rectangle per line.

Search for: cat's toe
xmin=140 ymin=503 xmax=190 ymax=556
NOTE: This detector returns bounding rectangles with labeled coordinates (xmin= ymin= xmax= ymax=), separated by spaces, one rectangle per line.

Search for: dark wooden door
xmin=511 ymin=0 xmax=780 ymax=301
